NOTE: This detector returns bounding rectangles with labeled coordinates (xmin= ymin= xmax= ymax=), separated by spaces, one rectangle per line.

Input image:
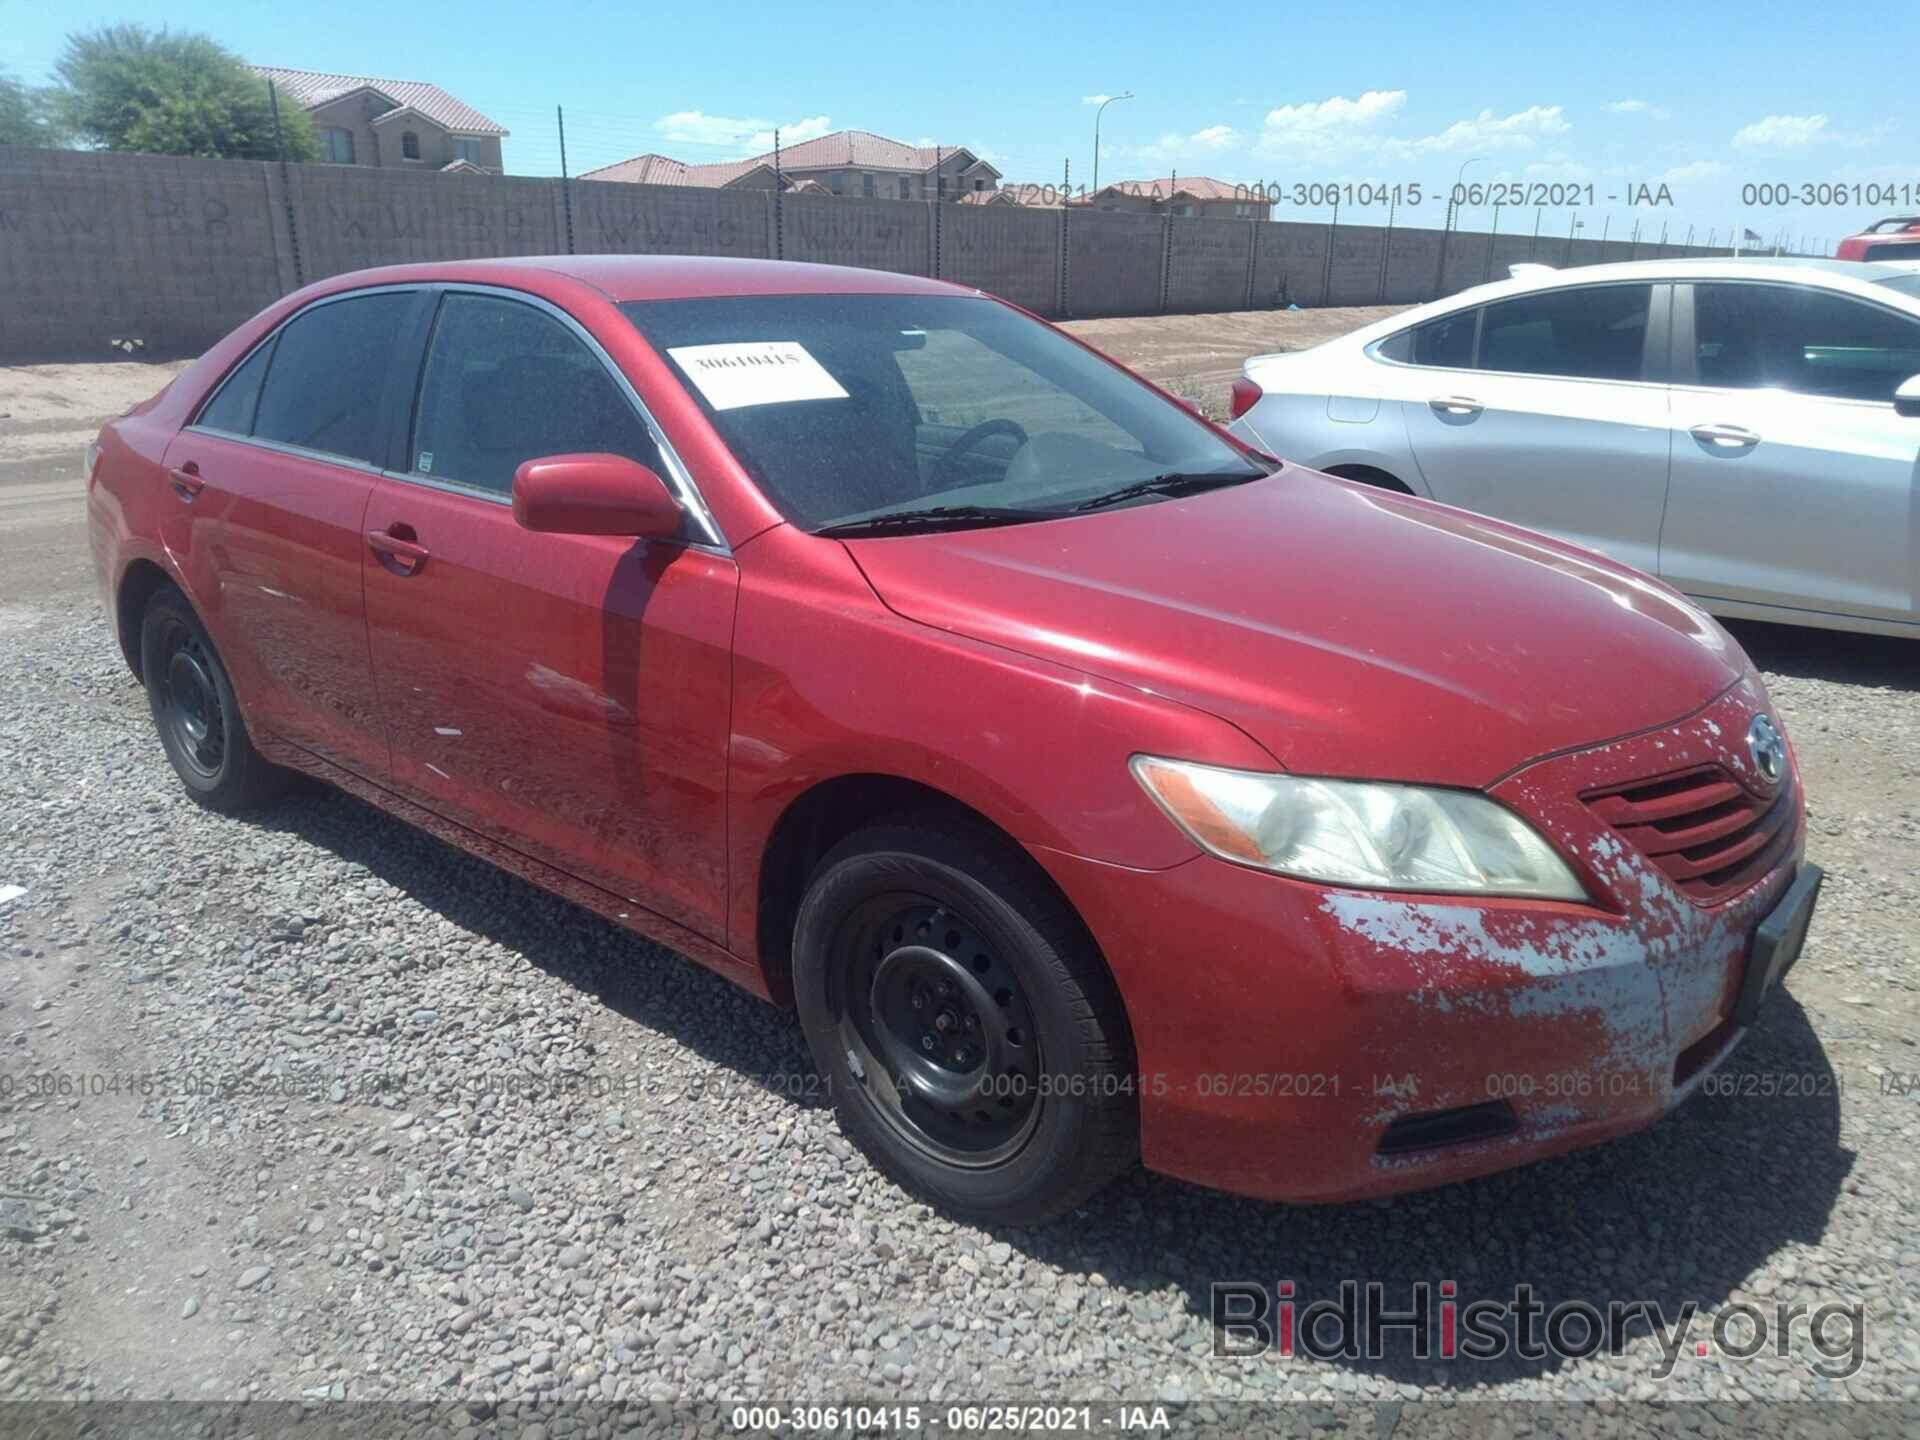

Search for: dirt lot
xmin=2 ymin=313 xmax=1916 ymax=1421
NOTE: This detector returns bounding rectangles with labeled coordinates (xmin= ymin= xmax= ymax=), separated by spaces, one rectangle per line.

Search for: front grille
xmin=1584 ymin=764 xmax=1794 ymax=905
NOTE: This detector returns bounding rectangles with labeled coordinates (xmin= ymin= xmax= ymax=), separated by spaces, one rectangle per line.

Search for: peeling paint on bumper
xmin=1036 ymin=676 xmax=1807 ymax=1204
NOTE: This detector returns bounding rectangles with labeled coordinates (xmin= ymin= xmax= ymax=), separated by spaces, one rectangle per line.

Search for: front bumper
xmin=1037 ymin=675 xmax=1808 ymax=1203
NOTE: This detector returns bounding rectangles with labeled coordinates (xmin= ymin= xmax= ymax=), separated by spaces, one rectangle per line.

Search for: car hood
xmin=841 ymin=469 xmax=1745 ymax=788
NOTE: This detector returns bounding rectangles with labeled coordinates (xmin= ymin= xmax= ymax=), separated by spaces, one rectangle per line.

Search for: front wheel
xmin=792 ymin=821 xmax=1138 ymax=1224
xmin=140 ymin=585 xmax=290 ymax=812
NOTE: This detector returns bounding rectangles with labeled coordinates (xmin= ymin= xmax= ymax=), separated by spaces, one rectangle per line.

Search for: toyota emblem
xmin=1746 ymin=714 xmax=1786 ymax=786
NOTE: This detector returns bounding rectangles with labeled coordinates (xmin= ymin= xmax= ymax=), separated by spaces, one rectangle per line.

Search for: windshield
xmin=621 ymin=294 xmax=1263 ymax=531
xmin=1876 ymin=272 xmax=1920 ymax=300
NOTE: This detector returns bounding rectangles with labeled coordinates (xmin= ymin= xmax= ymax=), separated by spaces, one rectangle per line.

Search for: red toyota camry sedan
xmin=87 ymin=256 xmax=1817 ymax=1223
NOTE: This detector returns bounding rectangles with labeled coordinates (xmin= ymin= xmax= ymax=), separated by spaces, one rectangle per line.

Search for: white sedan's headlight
xmin=1131 ymin=756 xmax=1587 ymax=901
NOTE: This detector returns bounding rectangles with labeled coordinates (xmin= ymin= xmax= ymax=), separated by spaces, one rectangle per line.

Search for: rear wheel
xmin=793 ymin=821 xmax=1137 ymax=1223
xmin=140 ymin=586 xmax=289 ymax=812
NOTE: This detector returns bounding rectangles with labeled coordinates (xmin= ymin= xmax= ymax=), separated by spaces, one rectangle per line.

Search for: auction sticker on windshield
xmin=666 ymin=341 xmax=849 ymax=410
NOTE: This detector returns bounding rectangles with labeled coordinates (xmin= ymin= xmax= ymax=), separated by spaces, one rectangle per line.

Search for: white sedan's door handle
xmin=1690 ymin=422 xmax=1761 ymax=450
xmin=1428 ymin=395 xmax=1483 ymax=417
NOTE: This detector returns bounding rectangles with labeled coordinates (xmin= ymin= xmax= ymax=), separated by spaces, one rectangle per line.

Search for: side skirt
xmin=255 ymin=734 xmax=775 ymax=1004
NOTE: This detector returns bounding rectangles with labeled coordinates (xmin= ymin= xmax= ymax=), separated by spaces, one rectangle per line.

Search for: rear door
xmin=162 ymin=288 xmax=423 ymax=777
xmin=1394 ymin=282 xmax=1672 ymax=575
xmin=361 ymin=288 xmax=739 ymax=940
xmin=1659 ymin=280 xmax=1920 ymax=625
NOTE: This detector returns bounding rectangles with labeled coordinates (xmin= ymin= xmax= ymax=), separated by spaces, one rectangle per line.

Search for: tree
xmin=53 ymin=24 xmax=317 ymax=161
xmin=0 ymin=70 xmax=71 ymax=148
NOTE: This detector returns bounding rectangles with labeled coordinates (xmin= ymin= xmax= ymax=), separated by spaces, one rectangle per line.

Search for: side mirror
xmin=1895 ymin=375 xmax=1920 ymax=419
xmin=512 ymin=453 xmax=682 ymax=538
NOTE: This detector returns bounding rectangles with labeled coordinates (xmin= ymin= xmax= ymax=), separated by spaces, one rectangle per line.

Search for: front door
xmin=362 ymin=289 xmax=738 ymax=940
xmin=1659 ymin=280 xmax=1920 ymax=627
xmin=1397 ymin=282 xmax=1672 ymax=575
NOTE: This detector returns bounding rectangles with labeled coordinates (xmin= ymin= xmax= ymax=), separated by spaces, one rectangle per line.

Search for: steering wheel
xmin=930 ymin=418 xmax=1028 ymax=490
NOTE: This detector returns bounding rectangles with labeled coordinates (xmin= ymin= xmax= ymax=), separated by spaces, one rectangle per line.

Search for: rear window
xmin=252 ymin=293 xmax=414 ymax=466
xmin=1477 ymin=284 xmax=1651 ymax=381
xmin=1382 ymin=309 xmax=1477 ymax=368
xmin=621 ymin=293 xmax=1258 ymax=530
xmin=196 ymin=340 xmax=274 ymax=435
xmin=1876 ymin=273 xmax=1920 ymax=300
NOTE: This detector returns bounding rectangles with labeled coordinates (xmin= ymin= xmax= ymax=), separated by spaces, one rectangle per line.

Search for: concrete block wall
xmin=0 ymin=146 xmax=1752 ymax=361
xmin=0 ymin=148 xmax=292 ymax=359
xmin=941 ymin=204 xmax=1058 ymax=315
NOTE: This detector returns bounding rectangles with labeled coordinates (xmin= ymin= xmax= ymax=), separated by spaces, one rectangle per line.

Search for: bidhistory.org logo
xmin=1211 ymin=1281 xmax=1865 ymax=1380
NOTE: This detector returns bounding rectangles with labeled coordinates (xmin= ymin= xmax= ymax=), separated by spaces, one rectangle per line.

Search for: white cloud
xmin=653 ymin=110 xmax=832 ymax=156
xmin=1252 ymin=93 xmax=1566 ymax=166
xmin=1082 ymin=94 xmax=1115 ymax=106
xmin=1398 ymin=105 xmax=1570 ymax=156
xmin=1255 ymin=89 xmax=1406 ymax=157
xmin=1605 ymin=99 xmax=1670 ymax=119
xmin=1117 ymin=125 xmax=1244 ymax=167
xmin=1732 ymin=114 xmax=1829 ymax=150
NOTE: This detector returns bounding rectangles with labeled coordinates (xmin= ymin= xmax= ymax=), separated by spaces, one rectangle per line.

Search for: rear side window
xmin=1409 ymin=310 xmax=1476 ymax=368
xmin=196 ymin=341 xmax=273 ymax=434
xmin=1478 ymin=284 xmax=1652 ymax=381
xmin=253 ymin=293 xmax=414 ymax=465
xmin=409 ymin=293 xmax=663 ymax=498
xmin=1695 ymin=283 xmax=1920 ymax=403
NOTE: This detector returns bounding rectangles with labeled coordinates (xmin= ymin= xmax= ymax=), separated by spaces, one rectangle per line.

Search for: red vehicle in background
xmin=87 ymin=256 xmax=1817 ymax=1223
xmin=1837 ymin=217 xmax=1920 ymax=262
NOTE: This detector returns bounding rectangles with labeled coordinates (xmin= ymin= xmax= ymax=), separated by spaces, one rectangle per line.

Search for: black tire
xmin=140 ymin=585 xmax=290 ymax=812
xmin=792 ymin=819 xmax=1138 ymax=1224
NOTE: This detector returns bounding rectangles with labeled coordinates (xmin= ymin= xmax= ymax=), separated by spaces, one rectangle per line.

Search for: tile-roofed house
xmin=1083 ymin=176 xmax=1270 ymax=219
xmin=251 ymin=65 xmax=508 ymax=173
xmin=580 ymin=129 xmax=1000 ymax=201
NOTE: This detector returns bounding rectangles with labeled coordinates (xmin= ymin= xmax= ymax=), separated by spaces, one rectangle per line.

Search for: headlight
xmin=1130 ymin=756 xmax=1587 ymax=901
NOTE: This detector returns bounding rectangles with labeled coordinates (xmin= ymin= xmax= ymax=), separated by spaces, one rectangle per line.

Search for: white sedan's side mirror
xmin=1897 ymin=375 xmax=1920 ymax=418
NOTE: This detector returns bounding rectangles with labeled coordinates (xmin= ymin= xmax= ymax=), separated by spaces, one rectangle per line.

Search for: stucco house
xmin=582 ymin=130 xmax=999 ymax=200
xmin=250 ymin=66 xmax=509 ymax=173
xmin=1085 ymin=177 xmax=1270 ymax=219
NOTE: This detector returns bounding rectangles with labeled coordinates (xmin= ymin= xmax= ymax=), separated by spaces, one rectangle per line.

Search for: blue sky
xmin=8 ymin=0 xmax=1914 ymax=251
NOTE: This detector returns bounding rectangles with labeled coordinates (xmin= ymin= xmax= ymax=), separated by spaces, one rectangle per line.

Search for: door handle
xmin=1690 ymin=423 xmax=1761 ymax=450
xmin=168 ymin=461 xmax=205 ymax=502
xmin=1428 ymin=395 xmax=1483 ymax=417
xmin=366 ymin=527 xmax=430 ymax=575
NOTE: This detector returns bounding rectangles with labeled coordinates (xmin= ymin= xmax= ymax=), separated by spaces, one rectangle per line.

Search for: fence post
xmin=933 ymin=146 xmax=943 ymax=279
xmin=1320 ymin=197 xmax=1337 ymax=306
xmin=1378 ymin=194 xmax=1395 ymax=303
xmin=556 ymin=106 xmax=575 ymax=255
xmin=1245 ymin=217 xmax=1258 ymax=311
xmin=772 ymin=130 xmax=783 ymax=261
xmin=1483 ymin=202 xmax=1500 ymax=282
xmin=267 ymin=80 xmax=304 ymax=290
xmin=1435 ymin=202 xmax=1453 ymax=300
xmin=1057 ymin=158 xmax=1071 ymax=318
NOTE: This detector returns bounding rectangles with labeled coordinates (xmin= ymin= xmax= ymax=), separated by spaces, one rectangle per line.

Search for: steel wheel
xmin=156 ymin=621 xmax=227 ymax=779
xmin=830 ymin=896 xmax=1043 ymax=1167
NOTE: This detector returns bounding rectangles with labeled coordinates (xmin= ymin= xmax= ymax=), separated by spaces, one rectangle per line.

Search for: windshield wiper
xmin=814 ymin=504 xmax=1065 ymax=538
xmin=1072 ymin=469 xmax=1267 ymax=512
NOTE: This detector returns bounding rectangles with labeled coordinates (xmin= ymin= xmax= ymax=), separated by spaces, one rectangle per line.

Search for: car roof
xmin=302 ymin=254 xmax=972 ymax=304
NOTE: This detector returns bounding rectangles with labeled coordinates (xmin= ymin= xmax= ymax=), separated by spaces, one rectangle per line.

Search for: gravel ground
xmin=1 ymin=343 xmax=1917 ymax=1425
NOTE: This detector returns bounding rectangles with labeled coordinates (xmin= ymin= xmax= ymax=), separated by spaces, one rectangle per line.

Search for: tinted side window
xmin=1695 ymin=283 xmax=1920 ymax=402
xmin=1479 ymin=284 xmax=1651 ymax=381
xmin=1410 ymin=310 xmax=1476 ymax=368
xmin=410 ymin=294 xmax=663 ymax=497
xmin=253 ymin=293 xmax=414 ymax=464
xmin=196 ymin=340 xmax=274 ymax=434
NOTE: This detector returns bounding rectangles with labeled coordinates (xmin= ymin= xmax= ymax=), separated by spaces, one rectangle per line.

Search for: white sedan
xmin=1227 ymin=257 xmax=1920 ymax=637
